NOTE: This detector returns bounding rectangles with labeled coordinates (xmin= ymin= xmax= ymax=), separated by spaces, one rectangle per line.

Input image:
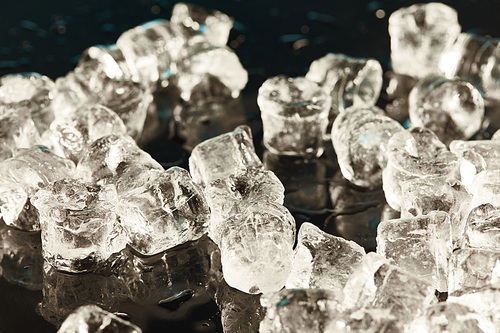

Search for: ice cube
xmin=189 ymin=125 xmax=262 ymax=187
xmin=343 ymin=252 xmax=436 ymax=321
xmin=399 ymin=178 xmax=471 ymax=246
xmin=439 ymin=32 xmax=500 ymax=103
xmin=449 ymin=248 xmax=500 ymax=292
xmin=58 ymin=305 xmax=142 ymax=333
xmin=170 ymin=2 xmax=234 ymax=47
xmin=0 ymin=72 xmax=56 ymax=133
xmin=219 ymin=201 xmax=295 ymax=294
xmin=464 ymin=203 xmax=500 ymax=251
xmin=449 ymin=140 xmax=500 ymax=190
xmin=118 ymin=235 xmax=213 ymax=305
xmin=39 ymin=262 xmax=127 ymax=326
xmin=382 ymin=127 xmax=459 ymax=211
xmin=204 ymin=168 xmax=284 ymax=244
xmin=260 ymin=289 xmax=342 ymax=333
xmin=285 ymin=222 xmax=365 ymax=297
xmin=0 ymin=146 xmax=75 ymax=231
xmin=464 ymin=170 xmax=500 ymax=210
xmin=331 ymin=106 xmax=405 ymax=188
xmin=328 ymin=308 xmax=402 ymax=333
xmin=77 ymin=134 xmax=163 ymax=193
xmin=173 ymin=43 xmax=248 ymax=101
xmin=447 ymin=286 xmax=500 ymax=330
xmin=0 ymin=221 xmax=43 ymax=290
xmin=0 ymin=104 xmax=42 ymax=161
xmin=409 ymin=302 xmax=496 ymax=333
xmin=258 ymin=76 xmax=332 ymax=157
xmin=306 ymin=53 xmax=383 ymax=115
xmin=408 ymin=75 xmax=484 ymax=144
xmin=77 ymin=44 xmax=133 ymax=81
xmin=117 ymin=167 xmax=210 ymax=255
xmin=376 ymin=211 xmax=452 ymax=291
xmin=388 ymin=3 xmax=461 ymax=78
xmin=31 ymin=179 xmax=127 ymax=273
xmin=46 ymin=104 xmax=128 ymax=162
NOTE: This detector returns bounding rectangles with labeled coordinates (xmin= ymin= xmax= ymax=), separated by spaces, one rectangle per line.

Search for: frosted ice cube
xmin=0 ymin=104 xmax=42 ymax=161
xmin=204 ymin=168 xmax=284 ymax=244
xmin=117 ymin=167 xmax=210 ymax=255
xmin=77 ymin=134 xmax=163 ymax=193
xmin=439 ymin=32 xmax=500 ymax=103
xmin=260 ymin=289 xmax=342 ymax=333
xmin=449 ymin=248 xmax=500 ymax=292
xmin=388 ymin=3 xmax=461 ymax=78
xmin=464 ymin=203 xmax=500 ymax=251
xmin=46 ymin=104 xmax=127 ymax=162
xmin=58 ymin=305 xmax=142 ymax=333
xmin=400 ymin=178 xmax=471 ymax=246
xmin=189 ymin=125 xmax=262 ymax=187
xmin=306 ymin=53 xmax=383 ymax=114
xmin=285 ymin=222 xmax=365 ymax=297
xmin=376 ymin=211 xmax=452 ymax=291
xmin=219 ymin=201 xmax=295 ymax=294
xmin=382 ymin=127 xmax=459 ymax=211
xmin=0 ymin=146 xmax=75 ymax=231
xmin=449 ymin=140 xmax=500 ymax=190
xmin=258 ymin=76 xmax=332 ymax=157
xmin=448 ymin=286 xmax=500 ymax=331
xmin=173 ymin=43 xmax=248 ymax=101
xmin=0 ymin=73 xmax=56 ymax=133
xmin=409 ymin=302 xmax=496 ymax=333
xmin=171 ymin=2 xmax=234 ymax=47
xmin=31 ymin=179 xmax=127 ymax=273
xmin=408 ymin=75 xmax=484 ymax=144
xmin=343 ymin=252 xmax=436 ymax=321
xmin=0 ymin=222 xmax=43 ymax=290
xmin=39 ymin=262 xmax=128 ymax=326
xmin=331 ymin=106 xmax=404 ymax=188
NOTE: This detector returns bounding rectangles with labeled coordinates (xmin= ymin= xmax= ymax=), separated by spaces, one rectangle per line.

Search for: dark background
xmin=0 ymin=0 xmax=499 ymax=332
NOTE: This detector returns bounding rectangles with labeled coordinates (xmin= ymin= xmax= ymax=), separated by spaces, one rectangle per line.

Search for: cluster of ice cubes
xmin=1 ymin=1 xmax=500 ymax=332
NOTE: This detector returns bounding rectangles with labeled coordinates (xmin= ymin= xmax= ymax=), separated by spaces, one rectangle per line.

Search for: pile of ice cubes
xmin=1 ymin=1 xmax=500 ymax=332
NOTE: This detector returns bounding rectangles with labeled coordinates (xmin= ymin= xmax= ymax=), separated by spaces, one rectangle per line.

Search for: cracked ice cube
xmin=258 ymin=76 xmax=332 ymax=157
xmin=376 ymin=211 xmax=452 ymax=291
xmin=408 ymin=75 xmax=484 ymax=144
xmin=0 ymin=72 xmax=56 ymax=134
xmin=331 ymin=106 xmax=404 ymax=188
xmin=464 ymin=203 xmax=500 ymax=251
xmin=170 ymin=2 xmax=233 ymax=48
xmin=77 ymin=134 xmax=163 ymax=193
xmin=260 ymin=289 xmax=342 ymax=333
xmin=58 ymin=305 xmax=142 ymax=333
xmin=0 ymin=146 xmax=75 ymax=231
xmin=117 ymin=167 xmax=210 ymax=255
xmin=45 ymin=104 xmax=128 ymax=163
xmin=306 ymin=53 xmax=383 ymax=114
xmin=31 ymin=179 xmax=127 ymax=273
xmin=343 ymin=253 xmax=436 ymax=322
xmin=189 ymin=125 xmax=262 ymax=187
xmin=285 ymin=222 xmax=365 ymax=297
xmin=382 ymin=127 xmax=459 ymax=211
xmin=204 ymin=168 xmax=284 ymax=244
xmin=388 ymin=3 xmax=461 ymax=78
xmin=449 ymin=248 xmax=500 ymax=293
xmin=219 ymin=201 xmax=295 ymax=294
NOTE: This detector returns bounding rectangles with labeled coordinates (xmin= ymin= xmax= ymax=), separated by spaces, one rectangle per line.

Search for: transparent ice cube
xmin=31 ymin=179 xmax=127 ymax=273
xmin=449 ymin=248 xmax=500 ymax=293
xmin=328 ymin=308 xmax=402 ymax=333
xmin=258 ymin=76 xmax=332 ymax=157
xmin=78 ymin=44 xmax=133 ymax=81
xmin=464 ymin=203 xmax=500 ymax=251
xmin=285 ymin=222 xmax=365 ymax=297
xmin=0 ymin=146 xmax=75 ymax=231
xmin=376 ymin=211 xmax=452 ymax=291
xmin=117 ymin=167 xmax=210 ymax=255
xmin=331 ymin=106 xmax=404 ymax=188
xmin=408 ymin=75 xmax=484 ymax=144
xmin=388 ymin=3 xmax=461 ymax=78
